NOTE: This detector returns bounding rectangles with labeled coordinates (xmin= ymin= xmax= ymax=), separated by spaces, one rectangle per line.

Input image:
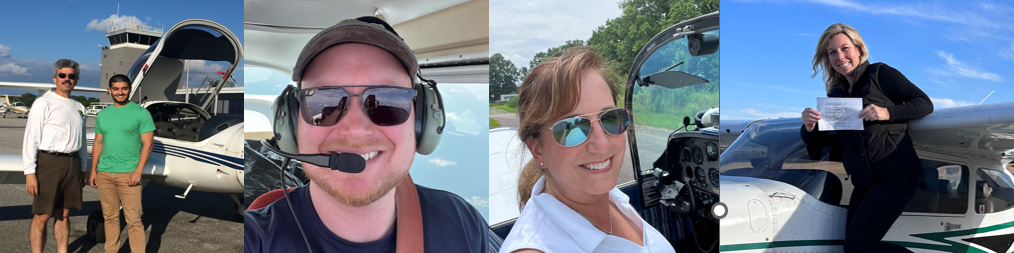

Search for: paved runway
xmin=0 ymin=116 xmax=243 ymax=253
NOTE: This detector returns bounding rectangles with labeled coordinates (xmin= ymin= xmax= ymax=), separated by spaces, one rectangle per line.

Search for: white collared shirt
xmin=500 ymin=176 xmax=677 ymax=253
xmin=22 ymin=91 xmax=87 ymax=174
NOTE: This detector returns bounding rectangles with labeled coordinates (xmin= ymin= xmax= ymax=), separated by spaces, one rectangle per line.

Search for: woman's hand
xmin=802 ymin=108 xmax=821 ymax=132
xmin=858 ymin=104 xmax=890 ymax=121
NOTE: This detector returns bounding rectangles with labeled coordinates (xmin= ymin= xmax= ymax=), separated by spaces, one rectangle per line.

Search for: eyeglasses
xmin=298 ymin=85 xmax=417 ymax=127
xmin=546 ymin=108 xmax=630 ymax=147
xmin=57 ymin=73 xmax=78 ymax=80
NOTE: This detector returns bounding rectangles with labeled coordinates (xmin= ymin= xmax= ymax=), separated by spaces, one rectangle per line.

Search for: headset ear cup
xmin=272 ymin=85 xmax=300 ymax=154
xmin=414 ymin=81 xmax=444 ymax=155
xmin=414 ymin=83 xmax=426 ymax=147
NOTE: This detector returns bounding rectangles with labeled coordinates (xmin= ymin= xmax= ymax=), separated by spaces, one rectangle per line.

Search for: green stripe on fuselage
xmin=719 ymin=220 xmax=1014 ymax=252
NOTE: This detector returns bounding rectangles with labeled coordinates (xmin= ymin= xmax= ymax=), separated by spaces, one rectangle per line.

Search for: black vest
xmin=826 ymin=62 xmax=920 ymax=186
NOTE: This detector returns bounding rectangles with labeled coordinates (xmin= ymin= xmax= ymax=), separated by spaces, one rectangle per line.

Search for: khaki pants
xmin=97 ymin=171 xmax=145 ymax=253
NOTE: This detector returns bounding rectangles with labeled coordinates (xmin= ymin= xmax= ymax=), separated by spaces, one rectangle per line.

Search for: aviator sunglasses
xmin=298 ymin=85 xmax=417 ymax=127
xmin=547 ymin=108 xmax=630 ymax=147
xmin=57 ymin=73 xmax=78 ymax=80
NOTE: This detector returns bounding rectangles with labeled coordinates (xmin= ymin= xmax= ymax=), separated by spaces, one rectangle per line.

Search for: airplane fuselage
xmin=720 ymin=147 xmax=1014 ymax=253
xmin=86 ymin=123 xmax=245 ymax=195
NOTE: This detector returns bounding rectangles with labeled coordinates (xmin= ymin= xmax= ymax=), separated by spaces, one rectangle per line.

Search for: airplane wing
xmin=907 ymin=101 xmax=1014 ymax=155
xmin=0 ymin=153 xmax=173 ymax=185
xmin=0 ymin=154 xmax=25 ymax=184
xmin=0 ymin=81 xmax=107 ymax=94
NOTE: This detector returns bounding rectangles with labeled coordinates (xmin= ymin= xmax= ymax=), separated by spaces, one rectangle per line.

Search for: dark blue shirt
xmin=245 ymin=184 xmax=488 ymax=253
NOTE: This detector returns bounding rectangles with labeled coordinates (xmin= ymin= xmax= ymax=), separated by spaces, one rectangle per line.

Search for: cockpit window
xmin=904 ymin=161 xmax=967 ymax=214
xmin=974 ymin=168 xmax=1014 ymax=214
xmin=631 ymin=30 xmax=719 ymax=176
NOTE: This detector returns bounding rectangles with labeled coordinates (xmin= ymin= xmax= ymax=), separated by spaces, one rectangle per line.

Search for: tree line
xmin=489 ymin=0 xmax=718 ymax=103
xmin=8 ymin=93 xmax=101 ymax=108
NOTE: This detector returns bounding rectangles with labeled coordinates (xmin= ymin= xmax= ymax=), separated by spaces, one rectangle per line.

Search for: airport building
xmin=100 ymin=21 xmax=162 ymax=102
xmin=100 ymin=20 xmax=242 ymax=115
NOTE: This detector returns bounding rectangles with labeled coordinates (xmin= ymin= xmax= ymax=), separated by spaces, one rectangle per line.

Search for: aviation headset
xmin=268 ymin=16 xmax=446 ymax=160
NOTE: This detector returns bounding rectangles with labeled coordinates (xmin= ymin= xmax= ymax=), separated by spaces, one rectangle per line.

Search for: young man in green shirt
xmin=88 ymin=74 xmax=155 ymax=253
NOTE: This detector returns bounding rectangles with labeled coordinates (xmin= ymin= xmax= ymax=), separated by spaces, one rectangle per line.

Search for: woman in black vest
xmin=800 ymin=23 xmax=933 ymax=253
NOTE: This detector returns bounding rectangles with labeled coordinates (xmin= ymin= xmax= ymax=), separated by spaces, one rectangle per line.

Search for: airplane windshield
xmin=631 ymin=30 xmax=719 ymax=176
xmin=719 ymin=119 xmax=851 ymax=206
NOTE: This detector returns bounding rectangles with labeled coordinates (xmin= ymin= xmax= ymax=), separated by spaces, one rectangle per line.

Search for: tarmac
xmin=0 ymin=116 xmax=243 ymax=253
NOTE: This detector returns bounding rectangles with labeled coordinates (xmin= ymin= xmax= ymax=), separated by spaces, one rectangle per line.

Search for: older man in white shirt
xmin=22 ymin=59 xmax=89 ymax=253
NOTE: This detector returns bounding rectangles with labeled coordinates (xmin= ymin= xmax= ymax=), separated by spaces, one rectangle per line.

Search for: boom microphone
xmin=261 ymin=139 xmax=366 ymax=173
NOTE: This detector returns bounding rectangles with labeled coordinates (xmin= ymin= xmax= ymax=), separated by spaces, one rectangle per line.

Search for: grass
xmin=490 ymin=103 xmax=518 ymax=113
xmin=489 ymin=118 xmax=501 ymax=129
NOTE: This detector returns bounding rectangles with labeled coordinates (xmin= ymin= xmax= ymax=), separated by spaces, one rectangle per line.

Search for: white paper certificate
xmin=817 ymin=97 xmax=864 ymax=131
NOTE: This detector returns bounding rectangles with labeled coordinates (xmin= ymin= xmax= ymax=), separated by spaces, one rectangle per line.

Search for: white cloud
xmin=185 ymin=60 xmax=226 ymax=75
xmin=465 ymin=196 xmax=489 ymax=207
xmin=0 ymin=44 xmax=9 ymax=58
xmin=79 ymin=63 xmax=100 ymax=71
xmin=445 ymin=112 xmax=462 ymax=122
xmin=999 ymin=43 xmax=1014 ymax=61
xmin=930 ymin=97 xmax=974 ymax=108
xmin=428 ymin=157 xmax=458 ymax=167
xmin=0 ymin=63 xmax=28 ymax=75
xmin=935 ymin=51 xmax=1002 ymax=82
xmin=503 ymin=53 xmax=531 ymax=68
xmin=85 ymin=15 xmax=146 ymax=32
xmin=798 ymin=0 xmax=1002 ymax=29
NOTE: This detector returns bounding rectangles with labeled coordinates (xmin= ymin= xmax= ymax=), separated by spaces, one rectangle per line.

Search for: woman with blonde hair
xmin=801 ymin=23 xmax=932 ymax=253
xmin=498 ymin=47 xmax=676 ymax=253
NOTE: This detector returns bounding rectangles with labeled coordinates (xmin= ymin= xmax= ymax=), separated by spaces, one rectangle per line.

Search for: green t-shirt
xmin=95 ymin=102 xmax=156 ymax=173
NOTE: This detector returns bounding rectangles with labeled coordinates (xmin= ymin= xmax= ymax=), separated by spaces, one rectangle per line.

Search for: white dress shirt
xmin=22 ymin=91 xmax=87 ymax=174
xmin=500 ymin=176 xmax=677 ymax=253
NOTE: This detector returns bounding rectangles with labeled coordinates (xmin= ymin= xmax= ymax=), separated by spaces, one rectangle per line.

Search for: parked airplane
xmin=0 ymin=18 xmax=244 ymax=243
xmin=718 ymin=102 xmax=1014 ymax=253
xmin=0 ymin=87 xmax=103 ymax=118
xmin=1 ymin=94 xmax=32 ymax=118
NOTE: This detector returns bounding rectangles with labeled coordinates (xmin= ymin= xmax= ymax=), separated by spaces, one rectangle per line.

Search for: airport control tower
xmin=99 ymin=20 xmax=162 ymax=102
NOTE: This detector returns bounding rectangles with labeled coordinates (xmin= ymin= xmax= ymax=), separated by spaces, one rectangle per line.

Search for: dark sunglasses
xmin=547 ymin=108 xmax=630 ymax=147
xmin=57 ymin=73 xmax=78 ymax=80
xmin=298 ymin=85 xmax=417 ymax=127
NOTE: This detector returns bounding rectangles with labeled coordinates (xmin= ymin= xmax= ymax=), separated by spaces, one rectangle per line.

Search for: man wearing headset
xmin=244 ymin=17 xmax=487 ymax=252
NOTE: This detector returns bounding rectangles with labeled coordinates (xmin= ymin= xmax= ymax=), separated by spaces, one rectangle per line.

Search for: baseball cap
xmin=291 ymin=16 xmax=418 ymax=84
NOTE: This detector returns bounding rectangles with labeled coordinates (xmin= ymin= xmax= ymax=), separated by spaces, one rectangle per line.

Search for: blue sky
xmin=722 ymin=0 xmax=1014 ymax=120
xmin=0 ymin=0 xmax=243 ymax=98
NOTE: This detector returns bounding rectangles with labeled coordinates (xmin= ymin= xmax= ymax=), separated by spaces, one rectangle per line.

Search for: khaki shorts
xmin=31 ymin=152 xmax=83 ymax=216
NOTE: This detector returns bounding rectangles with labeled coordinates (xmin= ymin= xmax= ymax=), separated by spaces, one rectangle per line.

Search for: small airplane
xmin=718 ymin=102 xmax=1014 ymax=253
xmin=0 ymin=18 xmax=244 ymax=243
xmin=0 ymin=95 xmax=32 ymax=118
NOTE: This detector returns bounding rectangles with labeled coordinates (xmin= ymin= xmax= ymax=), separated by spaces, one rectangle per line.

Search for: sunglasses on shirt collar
xmin=297 ymin=85 xmax=417 ymax=127
xmin=546 ymin=108 xmax=630 ymax=147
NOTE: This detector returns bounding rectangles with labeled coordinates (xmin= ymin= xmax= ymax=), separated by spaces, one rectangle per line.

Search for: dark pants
xmin=32 ymin=152 xmax=83 ymax=215
xmin=844 ymin=168 xmax=918 ymax=253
